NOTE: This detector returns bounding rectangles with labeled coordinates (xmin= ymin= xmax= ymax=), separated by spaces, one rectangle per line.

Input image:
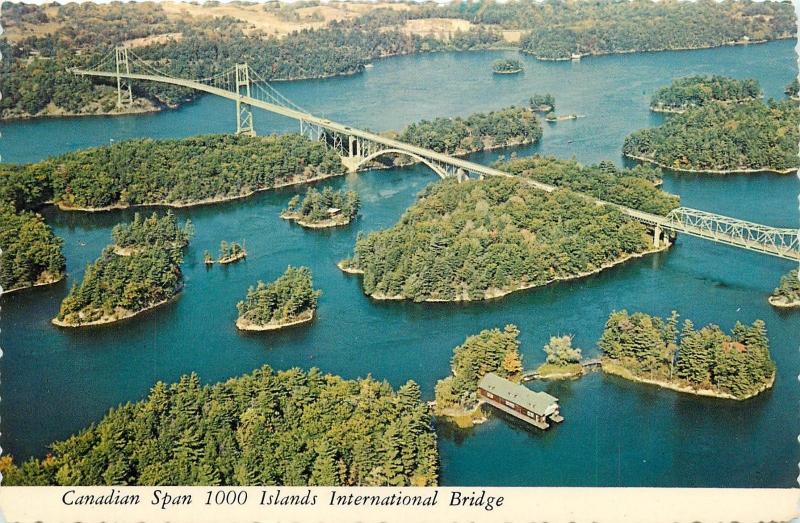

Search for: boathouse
xmin=477 ymin=373 xmax=563 ymax=429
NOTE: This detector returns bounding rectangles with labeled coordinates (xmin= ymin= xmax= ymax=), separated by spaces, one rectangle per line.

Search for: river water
xmin=1 ymin=40 xmax=797 ymax=487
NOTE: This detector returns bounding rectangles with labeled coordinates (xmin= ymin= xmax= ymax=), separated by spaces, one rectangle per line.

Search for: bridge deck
xmin=71 ymin=67 xmax=799 ymax=262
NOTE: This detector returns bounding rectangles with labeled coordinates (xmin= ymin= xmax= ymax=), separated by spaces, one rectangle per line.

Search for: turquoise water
xmin=1 ymin=40 xmax=798 ymax=487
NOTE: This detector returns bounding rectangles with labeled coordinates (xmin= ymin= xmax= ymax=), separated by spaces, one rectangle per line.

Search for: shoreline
xmin=51 ymin=291 xmax=181 ymax=328
xmin=767 ymin=295 xmax=800 ymax=308
xmin=236 ymin=309 xmax=315 ymax=331
xmin=1 ymin=272 xmax=65 ymax=296
xmin=601 ymin=360 xmax=775 ymax=400
xmin=624 ymin=153 xmax=797 ymax=175
xmin=341 ymin=242 xmax=670 ymax=302
xmin=649 ymin=96 xmax=760 ymax=114
xmin=281 ymin=211 xmax=353 ymax=229
xmin=54 ymin=171 xmax=345 ymax=212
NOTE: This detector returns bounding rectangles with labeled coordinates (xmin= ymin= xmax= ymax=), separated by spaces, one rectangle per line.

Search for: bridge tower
xmin=235 ymin=64 xmax=255 ymax=136
xmin=114 ymin=47 xmax=133 ymax=108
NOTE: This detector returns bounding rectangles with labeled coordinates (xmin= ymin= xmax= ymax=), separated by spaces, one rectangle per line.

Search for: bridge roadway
xmin=71 ymin=68 xmax=800 ymax=262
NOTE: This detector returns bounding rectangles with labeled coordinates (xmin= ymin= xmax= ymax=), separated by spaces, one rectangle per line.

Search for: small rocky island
xmin=598 ymin=311 xmax=776 ymax=400
xmin=529 ymin=93 xmax=555 ymax=113
xmin=281 ymin=187 xmax=360 ymax=228
xmin=434 ymin=325 xmax=524 ymax=427
xmin=492 ymin=58 xmax=523 ymax=74
xmin=53 ymin=213 xmax=192 ymax=327
xmin=534 ymin=335 xmax=584 ymax=379
xmin=769 ymin=269 xmax=800 ymax=308
xmin=235 ymin=266 xmax=321 ymax=331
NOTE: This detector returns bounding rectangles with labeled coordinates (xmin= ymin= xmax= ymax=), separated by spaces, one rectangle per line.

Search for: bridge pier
xmin=653 ymin=225 xmax=670 ymax=248
xmin=235 ymin=64 xmax=255 ymax=136
xmin=114 ymin=47 xmax=133 ymax=108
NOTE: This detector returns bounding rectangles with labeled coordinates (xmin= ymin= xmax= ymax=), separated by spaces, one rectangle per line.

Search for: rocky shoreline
xmin=625 ymin=153 xmax=797 ymax=175
xmin=235 ymin=309 xmax=315 ymax=331
xmin=52 ymin=291 xmax=181 ymax=328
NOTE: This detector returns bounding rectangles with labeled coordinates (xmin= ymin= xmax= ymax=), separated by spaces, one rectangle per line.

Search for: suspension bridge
xmin=70 ymin=48 xmax=799 ymax=262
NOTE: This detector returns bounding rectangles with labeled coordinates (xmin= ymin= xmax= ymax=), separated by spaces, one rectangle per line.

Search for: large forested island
xmin=396 ymin=106 xmax=542 ymax=156
xmin=0 ymin=365 xmax=438 ymax=486
xmin=494 ymin=156 xmax=679 ymax=215
xmin=0 ymin=202 xmax=65 ymax=294
xmin=599 ymin=311 xmax=776 ymax=400
xmin=650 ymin=75 xmax=762 ymax=113
xmin=340 ymin=174 xmax=672 ymax=302
xmin=236 ymin=266 xmax=321 ymax=331
xmin=282 ymin=187 xmax=360 ymax=229
xmin=0 ymin=134 xmax=344 ymax=211
xmin=624 ymin=98 xmax=800 ymax=174
xmin=2 ymin=0 xmax=793 ymax=120
xmin=769 ymin=269 xmax=800 ymax=308
xmin=434 ymin=325 xmax=523 ymax=426
xmin=53 ymin=213 xmax=192 ymax=327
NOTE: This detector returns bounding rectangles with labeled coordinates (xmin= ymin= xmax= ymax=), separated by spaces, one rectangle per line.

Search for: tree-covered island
xmin=0 ymin=365 xmax=438 ymax=486
xmin=340 ymin=172 xmax=674 ymax=302
xmin=0 ymin=202 xmax=66 ymax=294
xmin=768 ymin=269 xmax=800 ymax=308
xmin=236 ymin=266 xmax=321 ymax=331
xmin=492 ymin=58 xmax=523 ymax=74
xmin=625 ymin=77 xmax=799 ymax=174
xmin=0 ymin=134 xmax=345 ymax=211
xmin=53 ymin=213 xmax=192 ymax=327
xmin=395 ymin=106 xmax=542 ymax=157
xmin=218 ymin=241 xmax=247 ymax=265
xmin=650 ymin=75 xmax=762 ymax=113
xmin=282 ymin=187 xmax=360 ymax=229
xmin=530 ymin=94 xmax=556 ymax=113
xmin=599 ymin=311 xmax=775 ymax=400
xmin=535 ymin=335 xmax=584 ymax=379
xmin=434 ymin=325 xmax=524 ymax=427
xmin=786 ymin=79 xmax=800 ymax=100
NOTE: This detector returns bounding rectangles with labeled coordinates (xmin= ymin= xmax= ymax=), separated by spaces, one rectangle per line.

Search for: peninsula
xmin=53 ymin=213 xmax=191 ymax=327
xmin=598 ymin=311 xmax=775 ymax=400
xmin=236 ymin=266 xmax=321 ymax=331
xmin=0 ymin=365 xmax=438 ymax=487
xmin=282 ymin=187 xmax=360 ymax=229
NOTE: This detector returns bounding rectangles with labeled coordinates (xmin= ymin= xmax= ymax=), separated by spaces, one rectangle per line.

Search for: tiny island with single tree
xmin=769 ymin=269 xmax=800 ymax=308
xmin=282 ymin=187 xmax=360 ymax=228
xmin=53 ymin=213 xmax=193 ymax=327
xmin=434 ymin=325 xmax=524 ymax=427
xmin=598 ymin=310 xmax=775 ymax=400
xmin=535 ymin=335 xmax=584 ymax=379
xmin=492 ymin=58 xmax=524 ymax=74
xmin=236 ymin=266 xmax=321 ymax=331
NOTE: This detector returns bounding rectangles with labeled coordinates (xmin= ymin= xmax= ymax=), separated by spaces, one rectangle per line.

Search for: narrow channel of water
xmin=1 ymin=40 xmax=797 ymax=486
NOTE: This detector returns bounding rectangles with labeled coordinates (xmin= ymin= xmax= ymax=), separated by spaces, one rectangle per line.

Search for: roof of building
xmin=478 ymin=372 xmax=558 ymax=416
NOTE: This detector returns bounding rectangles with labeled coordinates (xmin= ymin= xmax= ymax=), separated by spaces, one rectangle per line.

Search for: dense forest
xmin=650 ymin=76 xmax=762 ymax=112
xmin=236 ymin=266 xmax=321 ymax=330
xmin=624 ymin=99 xmax=800 ymax=173
xmin=492 ymin=58 xmax=523 ymax=74
xmin=397 ymin=107 xmax=542 ymax=156
xmin=341 ymin=177 xmax=657 ymax=302
xmin=769 ymin=269 xmax=800 ymax=308
xmin=283 ymin=187 xmax=360 ymax=227
xmin=55 ymin=213 xmax=191 ymax=326
xmin=495 ymin=156 xmax=679 ymax=215
xmin=434 ymin=325 xmax=523 ymax=414
xmin=112 ymin=211 xmax=193 ymax=251
xmin=1 ymin=134 xmax=345 ymax=210
xmin=514 ymin=0 xmax=794 ymax=60
xmin=4 ymin=0 xmax=791 ymax=119
xmin=599 ymin=310 xmax=775 ymax=399
xmin=0 ymin=202 xmax=65 ymax=293
xmin=0 ymin=365 xmax=438 ymax=486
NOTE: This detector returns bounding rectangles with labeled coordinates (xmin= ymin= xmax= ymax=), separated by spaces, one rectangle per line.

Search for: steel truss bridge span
xmin=71 ymin=53 xmax=799 ymax=262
